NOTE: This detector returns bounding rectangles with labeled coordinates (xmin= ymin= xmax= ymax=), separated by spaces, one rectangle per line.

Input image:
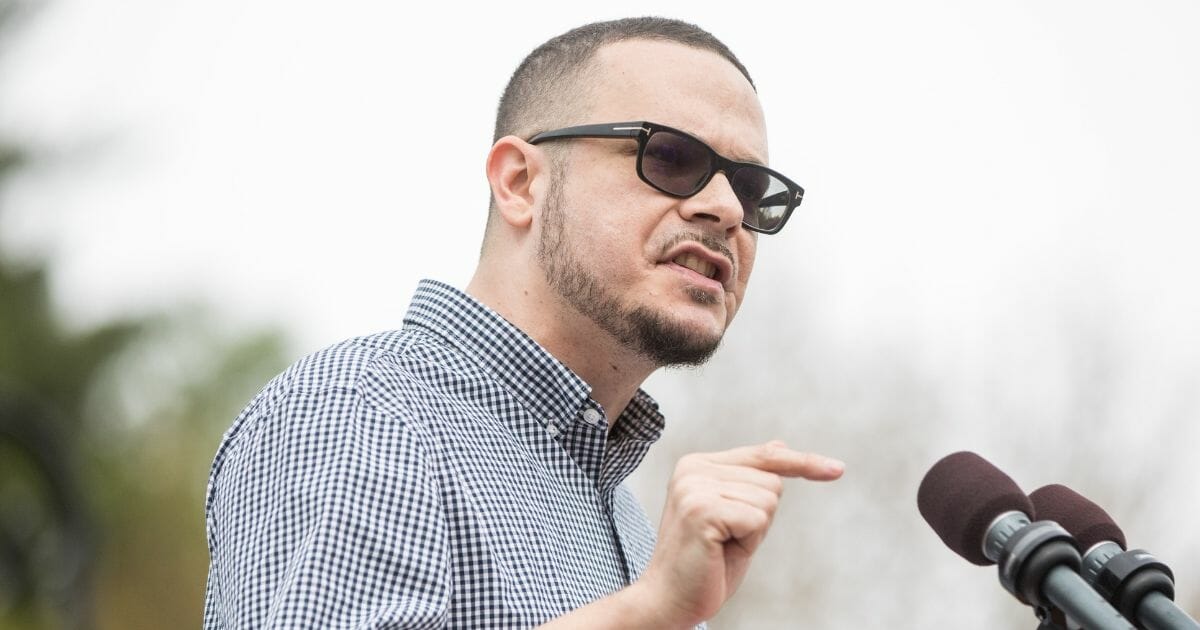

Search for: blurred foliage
xmin=0 ymin=2 xmax=289 ymax=628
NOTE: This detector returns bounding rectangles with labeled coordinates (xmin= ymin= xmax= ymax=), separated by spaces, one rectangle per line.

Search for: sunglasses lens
xmin=641 ymin=131 xmax=714 ymax=196
xmin=732 ymin=167 xmax=793 ymax=233
xmin=639 ymin=127 xmax=800 ymax=234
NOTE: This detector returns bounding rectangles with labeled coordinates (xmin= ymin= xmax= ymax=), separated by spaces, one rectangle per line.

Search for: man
xmin=204 ymin=17 xmax=843 ymax=629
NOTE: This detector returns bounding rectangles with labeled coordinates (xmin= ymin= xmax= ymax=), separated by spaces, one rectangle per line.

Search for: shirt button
xmin=546 ymin=424 xmax=560 ymax=438
xmin=582 ymin=409 xmax=602 ymax=425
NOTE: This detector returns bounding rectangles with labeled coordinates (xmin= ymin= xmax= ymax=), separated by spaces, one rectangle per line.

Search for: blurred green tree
xmin=0 ymin=2 xmax=289 ymax=628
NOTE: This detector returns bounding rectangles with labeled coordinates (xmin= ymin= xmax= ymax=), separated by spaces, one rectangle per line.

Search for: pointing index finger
xmin=709 ymin=441 xmax=845 ymax=480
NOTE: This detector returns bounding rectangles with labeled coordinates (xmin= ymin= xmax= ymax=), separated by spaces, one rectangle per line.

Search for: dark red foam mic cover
xmin=918 ymin=451 xmax=1035 ymax=566
xmin=1029 ymin=484 xmax=1127 ymax=551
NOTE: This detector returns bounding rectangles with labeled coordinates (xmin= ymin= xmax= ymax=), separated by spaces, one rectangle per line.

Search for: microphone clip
xmin=1095 ymin=549 xmax=1176 ymax=621
xmin=997 ymin=520 xmax=1081 ymax=609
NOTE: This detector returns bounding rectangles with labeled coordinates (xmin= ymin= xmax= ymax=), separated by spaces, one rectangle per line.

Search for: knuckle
xmin=667 ymin=475 xmax=690 ymax=498
xmin=668 ymin=476 xmax=705 ymax=504
xmin=755 ymin=443 xmax=779 ymax=461
xmin=749 ymin=509 xmax=770 ymax=531
xmin=754 ymin=442 xmax=792 ymax=468
xmin=675 ymin=453 xmax=703 ymax=472
xmin=676 ymin=493 xmax=710 ymax=520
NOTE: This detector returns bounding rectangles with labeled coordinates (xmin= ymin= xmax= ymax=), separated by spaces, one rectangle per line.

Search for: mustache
xmin=658 ymin=231 xmax=736 ymax=276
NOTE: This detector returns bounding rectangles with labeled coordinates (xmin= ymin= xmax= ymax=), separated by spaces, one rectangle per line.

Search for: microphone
xmin=918 ymin=452 xmax=1133 ymax=630
xmin=1030 ymin=484 xmax=1200 ymax=630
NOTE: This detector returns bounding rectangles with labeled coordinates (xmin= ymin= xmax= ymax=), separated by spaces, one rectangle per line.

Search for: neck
xmin=467 ymin=266 xmax=657 ymax=420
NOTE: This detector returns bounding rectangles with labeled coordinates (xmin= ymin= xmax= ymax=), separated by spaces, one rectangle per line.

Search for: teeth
xmin=673 ymin=253 xmax=717 ymax=280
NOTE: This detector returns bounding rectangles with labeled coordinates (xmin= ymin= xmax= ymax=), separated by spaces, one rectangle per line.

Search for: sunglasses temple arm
xmin=528 ymin=124 xmax=645 ymax=144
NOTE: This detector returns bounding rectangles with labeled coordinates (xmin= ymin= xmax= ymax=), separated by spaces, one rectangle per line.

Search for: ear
xmin=486 ymin=136 xmax=547 ymax=230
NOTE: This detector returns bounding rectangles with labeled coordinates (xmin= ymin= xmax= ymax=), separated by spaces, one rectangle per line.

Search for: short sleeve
xmin=203 ymin=384 xmax=450 ymax=629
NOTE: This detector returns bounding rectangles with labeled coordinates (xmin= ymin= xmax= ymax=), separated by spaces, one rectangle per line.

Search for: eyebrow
xmin=730 ymin=151 xmax=768 ymax=167
xmin=705 ymin=135 xmax=767 ymax=166
xmin=665 ymin=120 xmax=765 ymax=165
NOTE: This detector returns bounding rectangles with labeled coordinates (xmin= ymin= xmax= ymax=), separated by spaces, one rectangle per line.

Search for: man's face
xmin=535 ymin=40 xmax=766 ymax=366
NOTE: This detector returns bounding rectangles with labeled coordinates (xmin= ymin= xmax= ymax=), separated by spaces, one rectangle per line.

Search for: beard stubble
xmin=535 ymin=172 xmax=725 ymax=367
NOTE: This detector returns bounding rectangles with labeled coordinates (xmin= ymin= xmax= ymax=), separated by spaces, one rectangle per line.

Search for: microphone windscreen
xmin=918 ymin=451 xmax=1034 ymax=566
xmin=1029 ymin=484 xmax=1126 ymax=551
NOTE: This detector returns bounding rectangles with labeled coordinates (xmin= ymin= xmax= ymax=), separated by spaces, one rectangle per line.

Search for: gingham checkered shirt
xmin=203 ymin=279 xmax=666 ymax=628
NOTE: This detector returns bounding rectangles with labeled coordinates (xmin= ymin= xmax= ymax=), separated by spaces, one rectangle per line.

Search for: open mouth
xmin=672 ymin=253 xmax=719 ymax=280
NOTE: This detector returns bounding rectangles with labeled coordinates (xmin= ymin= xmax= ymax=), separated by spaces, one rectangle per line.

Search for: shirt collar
xmin=404 ymin=279 xmax=665 ymax=486
xmin=404 ymin=279 xmax=662 ymax=427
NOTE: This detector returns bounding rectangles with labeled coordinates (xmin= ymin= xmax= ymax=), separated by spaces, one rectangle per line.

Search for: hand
xmin=634 ymin=441 xmax=844 ymax=628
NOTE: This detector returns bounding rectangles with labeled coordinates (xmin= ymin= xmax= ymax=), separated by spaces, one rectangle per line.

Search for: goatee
xmin=536 ymin=174 xmax=726 ymax=367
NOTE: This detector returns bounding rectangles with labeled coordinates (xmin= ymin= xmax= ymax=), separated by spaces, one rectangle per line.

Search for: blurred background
xmin=0 ymin=0 xmax=1197 ymax=628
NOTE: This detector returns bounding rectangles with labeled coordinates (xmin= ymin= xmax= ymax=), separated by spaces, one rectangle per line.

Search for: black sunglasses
xmin=528 ymin=121 xmax=803 ymax=235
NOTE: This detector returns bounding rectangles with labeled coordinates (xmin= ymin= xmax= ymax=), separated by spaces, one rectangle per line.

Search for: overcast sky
xmin=2 ymin=1 xmax=1199 ymax=626
xmin=4 ymin=0 xmax=1196 ymax=354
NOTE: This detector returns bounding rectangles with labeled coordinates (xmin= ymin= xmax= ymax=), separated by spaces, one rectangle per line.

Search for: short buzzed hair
xmin=493 ymin=17 xmax=755 ymax=143
xmin=482 ymin=17 xmax=756 ymax=240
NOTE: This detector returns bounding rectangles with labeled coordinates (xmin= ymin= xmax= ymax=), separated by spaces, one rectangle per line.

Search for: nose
xmin=677 ymin=171 xmax=744 ymax=234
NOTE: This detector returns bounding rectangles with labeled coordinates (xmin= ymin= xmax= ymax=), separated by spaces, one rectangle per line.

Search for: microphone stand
xmin=1035 ymin=605 xmax=1071 ymax=630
